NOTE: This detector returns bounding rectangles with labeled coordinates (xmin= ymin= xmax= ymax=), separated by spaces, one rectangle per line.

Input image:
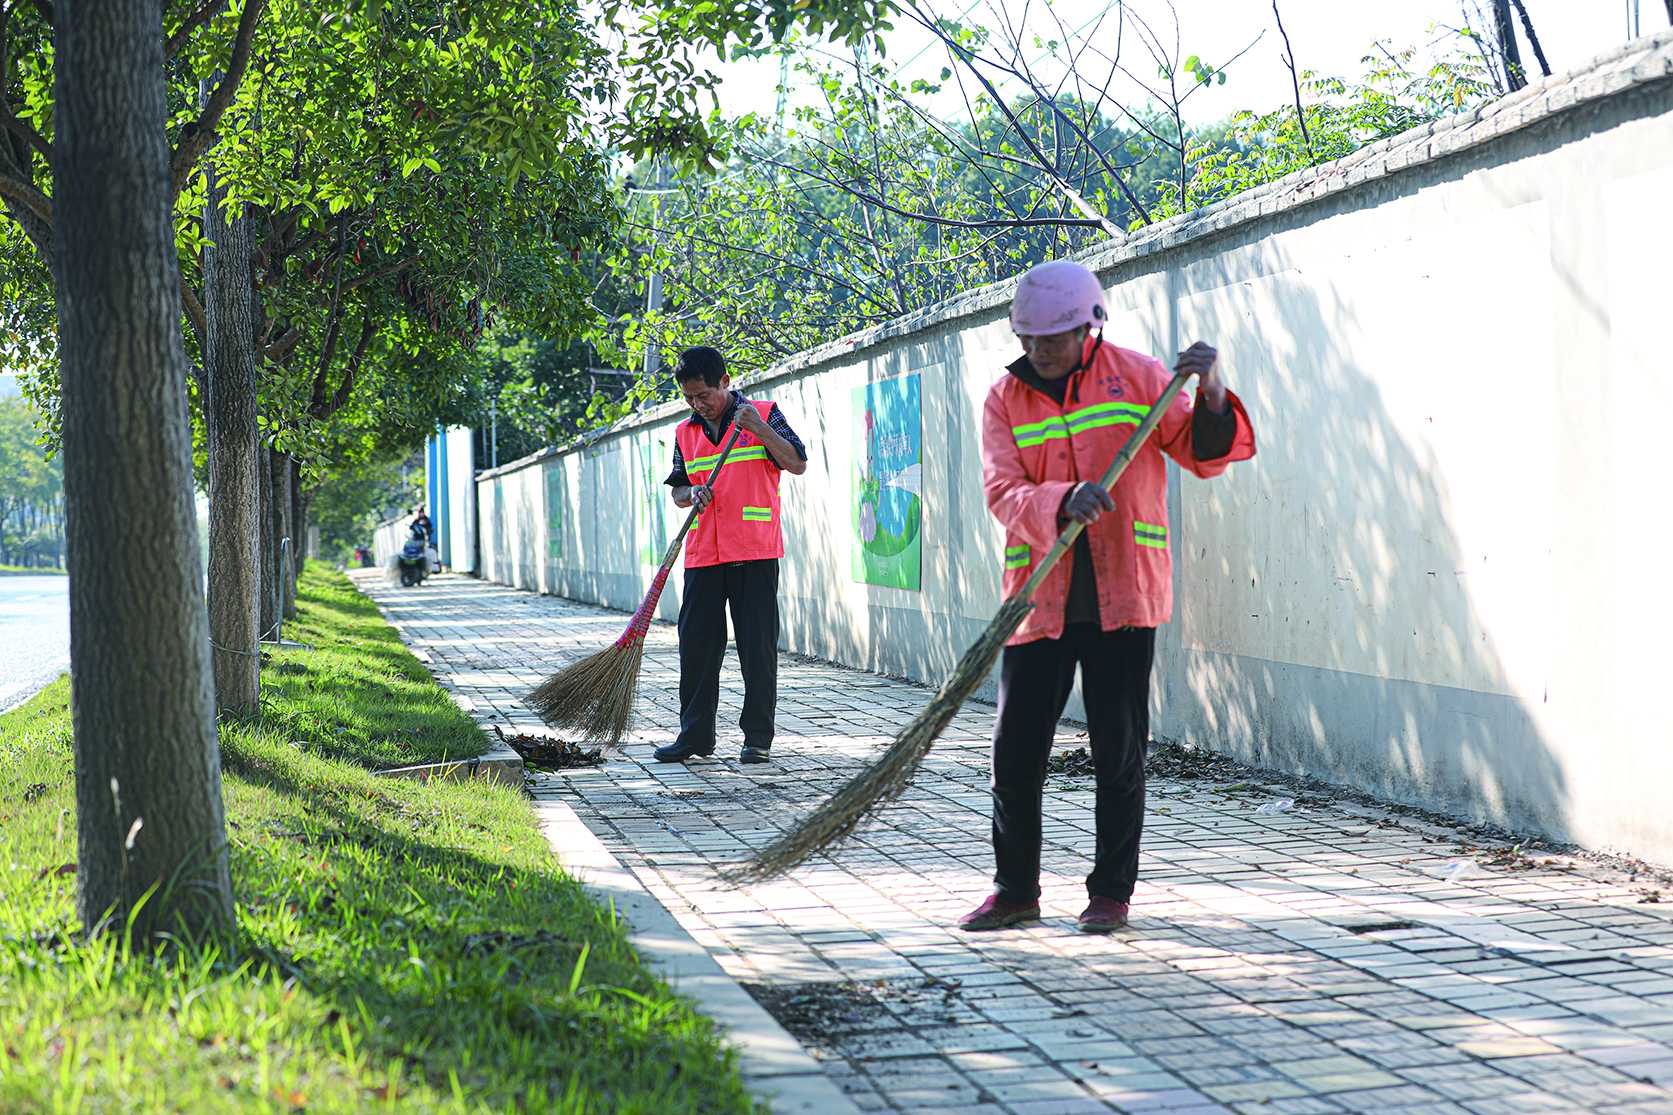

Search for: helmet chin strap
xmin=1081 ymin=330 xmax=1105 ymax=367
xmin=1068 ymin=330 xmax=1105 ymax=403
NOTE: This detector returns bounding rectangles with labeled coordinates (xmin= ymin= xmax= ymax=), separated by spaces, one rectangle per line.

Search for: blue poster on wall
xmin=853 ymin=373 xmax=922 ymax=590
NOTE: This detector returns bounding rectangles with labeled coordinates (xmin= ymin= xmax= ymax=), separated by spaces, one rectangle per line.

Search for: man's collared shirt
xmin=665 ymin=390 xmax=806 ymax=487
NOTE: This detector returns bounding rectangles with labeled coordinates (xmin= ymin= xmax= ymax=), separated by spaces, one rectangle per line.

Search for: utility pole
xmin=489 ymin=397 xmax=498 ymax=469
xmin=642 ymin=156 xmax=670 ymax=379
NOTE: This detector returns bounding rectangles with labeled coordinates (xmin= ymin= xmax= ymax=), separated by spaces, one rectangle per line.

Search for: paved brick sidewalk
xmin=363 ymin=574 xmax=1673 ymax=1115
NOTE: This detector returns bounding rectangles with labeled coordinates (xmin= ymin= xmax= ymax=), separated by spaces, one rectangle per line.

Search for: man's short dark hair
xmin=674 ymin=346 xmax=726 ymax=387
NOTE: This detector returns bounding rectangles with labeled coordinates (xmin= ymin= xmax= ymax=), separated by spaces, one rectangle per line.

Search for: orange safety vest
xmin=676 ymin=399 xmax=786 ymax=568
xmin=981 ymin=336 xmax=1256 ymax=646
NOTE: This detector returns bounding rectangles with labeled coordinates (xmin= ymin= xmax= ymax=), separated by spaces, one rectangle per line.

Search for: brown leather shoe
xmin=1078 ymin=897 xmax=1129 ymax=933
xmin=958 ymin=893 xmax=1041 ymax=931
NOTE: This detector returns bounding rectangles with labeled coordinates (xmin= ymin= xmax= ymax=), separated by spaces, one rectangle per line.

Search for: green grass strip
xmin=0 ymin=564 xmax=753 ymax=1114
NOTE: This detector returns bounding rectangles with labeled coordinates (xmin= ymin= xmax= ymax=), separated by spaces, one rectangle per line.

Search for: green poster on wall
xmin=636 ymin=433 xmax=670 ymax=565
xmin=545 ymin=463 xmax=564 ymax=562
xmin=852 ymin=373 xmax=923 ymax=590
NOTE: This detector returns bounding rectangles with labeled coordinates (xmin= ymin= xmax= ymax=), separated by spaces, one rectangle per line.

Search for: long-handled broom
xmin=526 ymin=412 xmax=749 ymax=746
xmin=726 ymin=366 xmax=1195 ymax=884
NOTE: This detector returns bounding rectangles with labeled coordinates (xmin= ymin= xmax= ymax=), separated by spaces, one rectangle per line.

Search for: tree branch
xmin=180 ymin=277 xmax=208 ymax=396
xmin=751 ymin=151 xmax=1105 ymax=230
xmin=343 ymin=255 xmax=415 ymax=292
xmin=308 ymin=220 xmax=350 ymax=415
xmin=170 ymin=0 xmax=266 ymax=199
xmin=311 ymin=311 xmax=374 ymax=419
xmin=0 ymin=161 xmax=50 ymax=222
xmin=167 ymin=0 xmax=230 ymax=58
xmin=263 ymin=325 xmax=302 ymax=365
xmin=0 ymin=110 xmax=48 ymax=163
xmin=1272 ymin=1 xmax=1312 ymax=157
xmin=180 ymin=276 xmax=208 ymax=352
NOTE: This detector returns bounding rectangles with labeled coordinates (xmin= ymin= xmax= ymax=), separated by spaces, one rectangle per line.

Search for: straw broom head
xmin=526 ymin=639 xmax=644 ymax=748
xmin=526 ymin=414 xmax=751 ymax=749
xmin=724 ymin=596 xmax=1033 ymax=884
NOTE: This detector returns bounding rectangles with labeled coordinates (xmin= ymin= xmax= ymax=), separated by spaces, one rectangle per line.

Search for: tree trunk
xmin=268 ymin=447 xmax=292 ymax=625
xmin=287 ymin=455 xmax=303 ymax=614
xmin=203 ymin=155 xmax=262 ymax=716
xmin=50 ymin=0 xmax=234 ymax=942
xmin=259 ymin=442 xmax=277 ymax=637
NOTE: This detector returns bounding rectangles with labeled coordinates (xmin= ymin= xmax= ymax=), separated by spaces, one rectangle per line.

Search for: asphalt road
xmin=0 ymin=575 xmax=70 ymax=712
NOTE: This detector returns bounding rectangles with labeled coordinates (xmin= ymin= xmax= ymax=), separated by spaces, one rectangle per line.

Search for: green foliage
xmin=0 ymin=567 xmax=754 ymax=1113
xmin=606 ymin=0 xmax=896 ymax=168
xmin=586 ymin=35 xmax=1503 ymax=391
xmin=1150 ymin=43 xmax=1497 ymax=221
xmin=0 ymin=397 xmax=63 ymax=568
xmin=308 ymin=455 xmax=422 ymax=564
xmin=588 ymin=50 xmax=1174 ymax=378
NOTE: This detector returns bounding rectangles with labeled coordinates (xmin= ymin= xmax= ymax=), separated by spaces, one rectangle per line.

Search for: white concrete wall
xmin=372 ymin=516 xmax=407 ymax=568
xmin=476 ymin=36 xmax=1673 ymax=864
xmin=442 ymin=425 xmax=477 ymax=572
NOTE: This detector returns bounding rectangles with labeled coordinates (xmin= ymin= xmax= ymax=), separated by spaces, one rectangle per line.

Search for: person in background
xmin=659 ymin=346 xmax=807 ymax=765
xmin=411 ymin=507 xmax=439 ymax=572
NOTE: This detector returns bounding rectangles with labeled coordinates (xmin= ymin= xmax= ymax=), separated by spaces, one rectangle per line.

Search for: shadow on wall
xmin=1159 ymin=183 xmax=1571 ymax=841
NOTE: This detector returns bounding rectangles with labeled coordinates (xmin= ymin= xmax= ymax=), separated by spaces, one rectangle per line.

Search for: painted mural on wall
xmin=545 ymin=461 xmax=564 ymax=563
xmin=636 ymin=431 xmax=671 ymax=565
xmin=852 ymin=372 xmax=923 ymax=590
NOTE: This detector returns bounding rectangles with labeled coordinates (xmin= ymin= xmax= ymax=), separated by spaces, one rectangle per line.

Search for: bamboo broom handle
xmin=1014 ymin=368 xmax=1194 ymax=602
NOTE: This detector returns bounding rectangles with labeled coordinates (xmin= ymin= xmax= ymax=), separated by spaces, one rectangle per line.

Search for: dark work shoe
xmin=958 ymin=893 xmax=1041 ymax=931
xmin=654 ymin=740 xmax=715 ymax=763
xmin=739 ymin=746 xmax=772 ymax=765
xmin=1078 ymin=897 xmax=1130 ymax=933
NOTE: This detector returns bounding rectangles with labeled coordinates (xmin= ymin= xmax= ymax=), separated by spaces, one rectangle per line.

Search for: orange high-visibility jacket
xmin=676 ymin=399 xmax=786 ymax=568
xmin=982 ymin=336 xmax=1256 ymax=646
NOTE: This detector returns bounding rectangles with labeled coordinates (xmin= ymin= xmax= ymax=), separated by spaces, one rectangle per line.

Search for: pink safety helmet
xmin=1009 ymin=259 xmax=1107 ymax=336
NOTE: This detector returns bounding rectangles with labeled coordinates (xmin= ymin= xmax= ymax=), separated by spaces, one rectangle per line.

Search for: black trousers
xmin=991 ymin=623 xmax=1156 ymax=905
xmin=676 ymin=559 xmax=780 ymax=751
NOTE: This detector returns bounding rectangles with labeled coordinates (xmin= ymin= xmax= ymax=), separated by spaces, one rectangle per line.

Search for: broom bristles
xmin=526 ymin=639 xmax=646 ymax=748
xmin=725 ymin=596 xmax=1033 ymax=884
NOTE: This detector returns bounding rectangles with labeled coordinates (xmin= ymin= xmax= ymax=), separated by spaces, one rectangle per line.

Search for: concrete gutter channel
xmin=360 ymin=582 xmax=856 ymax=1113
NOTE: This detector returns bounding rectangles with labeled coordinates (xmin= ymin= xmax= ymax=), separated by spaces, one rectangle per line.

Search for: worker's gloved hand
xmin=691 ymin=484 xmax=714 ymax=511
xmin=1059 ymin=481 xmax=1115 ymax=526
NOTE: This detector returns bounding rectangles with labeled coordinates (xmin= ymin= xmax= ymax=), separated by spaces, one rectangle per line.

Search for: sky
xmin=702 ymin=0 xmax=1656 ymax=128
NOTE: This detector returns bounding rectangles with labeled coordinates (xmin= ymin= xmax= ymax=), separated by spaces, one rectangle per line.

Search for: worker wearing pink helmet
xmin=961 ymin=258 xmax=1257 ymax=933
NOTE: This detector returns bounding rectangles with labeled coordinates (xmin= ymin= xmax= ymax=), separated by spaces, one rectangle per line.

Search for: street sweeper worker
xmin=960 ymin=259 xmax=1256 ymax=934
xmin=659 ymin=346 xmax=807 ymax=765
